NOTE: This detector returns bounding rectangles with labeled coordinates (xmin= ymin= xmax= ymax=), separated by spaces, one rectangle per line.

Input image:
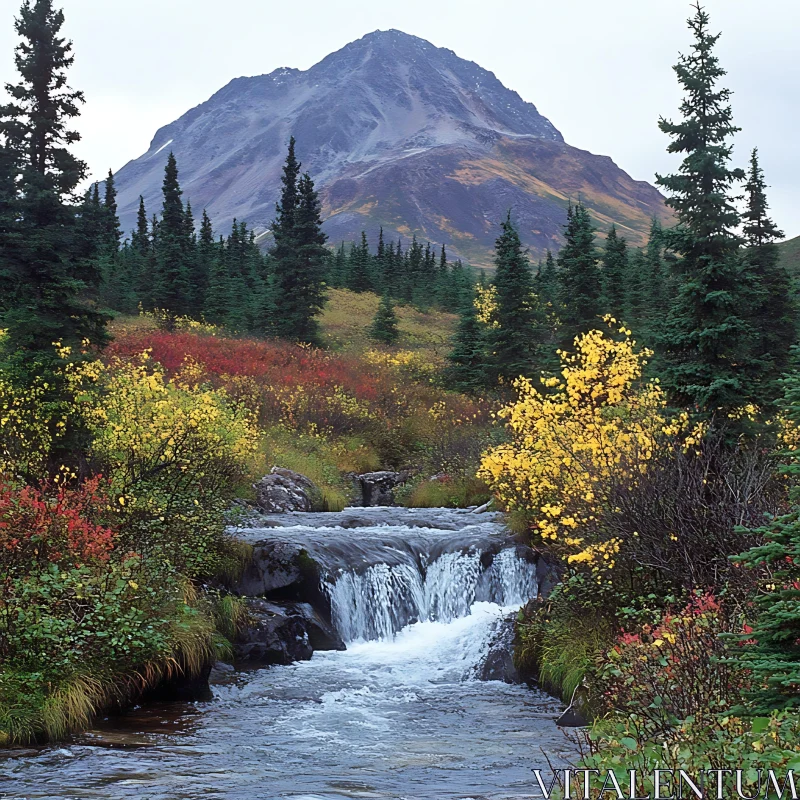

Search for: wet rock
xmin=536 ymin=552 xmax=559 ymax=600
xmin=209 ymin=661 xmax=236 ymax=685
xmin=479 ymin=614 xmax=520 ymax=684
xmin=143 ymin=662 xmax=213 ymax=703
xmin=235 ymin=599 xmax=314 ymax=665
xmin=253 ymin=467 xmax=320 ymax=513
xmin=285 ymin=602 xmax=346 ymax=651
xmin=354 ymin=471 xmax=409 ymax=506
xmin=556 ymin=684 xmax=592 ymax=727
xmin=236 ymin=540 xmax=320 ymax=598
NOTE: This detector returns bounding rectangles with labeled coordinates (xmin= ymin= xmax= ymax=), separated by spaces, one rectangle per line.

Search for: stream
xmin=1 ymin=507 xmax=576 ymax=800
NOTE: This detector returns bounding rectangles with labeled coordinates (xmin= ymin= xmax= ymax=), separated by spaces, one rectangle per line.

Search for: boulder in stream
xmin=479 ymin=613 xmax=521 ymax=684
xmin=253 ymin=467 xmax=320 ymax=513
xmin=353 ymin=471 xmax=409 ymax=506
xmin=234 ymin=599 xmax=345 ymax=665
xmin=237 ymin=539 xmax=323 ymax=598
xmin=235 ymin=599 xmax=315 ymax=665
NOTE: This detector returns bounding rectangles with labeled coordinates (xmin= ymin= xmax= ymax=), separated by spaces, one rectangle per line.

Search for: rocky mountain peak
xmin=113 ymin=30 xmax=667 ymax=266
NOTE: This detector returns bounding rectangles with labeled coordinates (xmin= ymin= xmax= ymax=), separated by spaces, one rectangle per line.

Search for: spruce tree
xmin=730 ymin=371 xmax=800 ymax=712
xmin=624 ymin=249 xmax=648 ymax=334
xmin=656 ymin=4 xmax=758 ymax=415
xmin=331 ymin=242 xmax=347 ymax=288
xmin=742 ymin=148 xmax=795 ymax=407
xmin=374 ymin=226 xmax=386 ymax=290
xmin=288 ymin=172 xmax=328 ymax=344
xmin=204 ymin=235 xmax=231 ymax=325
xmin=194 ymin=209 xmax=214 ymax=317
xmin=369 ymin=292 xmax=400 ymax=344
xmin=556 ymin=201 xmax=601 ymax=350
xmin=102 ymin=169 xmax=122 ymax=253
xmin=132 ymin=196 xmax=149 ymax=253
xmin=271 ymin=136 xmax=301 ymax=336
xmin=347 ymin=231 xmax=372 ymax=293
xmin=445 ymin=294 xmax=487 ymax=393
xmin=153 ymin=152 xmax=191 ymax=317
xmin=0 ymin=0 xmax=108 ymax=368
xmin=535 ymin=250 xmax=559 ymax=308
xmin=486 ymin=213 xmax=545 ymax=385
xmin=600 ymin=226 xmax=628 ymax=322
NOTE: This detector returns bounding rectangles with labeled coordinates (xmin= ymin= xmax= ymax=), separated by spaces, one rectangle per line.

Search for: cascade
xmin=325 ymin=545 xmax=538 ymax=643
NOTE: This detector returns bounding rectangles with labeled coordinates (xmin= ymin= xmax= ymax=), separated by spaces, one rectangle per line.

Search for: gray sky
xmin=1 ymin=0 xmax=798 ymax=238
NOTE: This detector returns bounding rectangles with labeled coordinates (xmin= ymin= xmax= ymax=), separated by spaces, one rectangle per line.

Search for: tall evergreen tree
xmin=287 ymin=172 xmax=328 ymax=344
xmin=444 ymin=293 xmax=487 ymax=393
xmin=131 ymin=196 xmax=149 ymax=253
xmin=193 ymin=208 xmax=214 ymax=316
xmin=624 ymin=249 xmax=648 ymax=334
xmin=656 ymin=4 xmax=758 ymax=416
xmin=102 ymin=169 xmax=121 ymax=253
xmin=271 ymin=136 xmax=302 ymax=337
xmin=600 ymin=226 xmax=628 ymax=322
xmin=742 ymin=148 xmax=795 ymax=406
xmin=535 ymin=250 xmax=559 ymax=308
xmin=556 ymin=201 xmax=601 ymax=350
xmin=0 ymin=0 xmax=108 ymax=368
xmin=486 ymin=213 xmax=545 ymax=385
xmin=153 ymin=152 xmax=191 ymax=316
xmin=347 ymin=231 xmax=372 ymax=293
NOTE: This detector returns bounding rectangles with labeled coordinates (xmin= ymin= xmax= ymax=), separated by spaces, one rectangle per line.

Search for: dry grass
xmin=319 ymin=288 xmax=457 ymax=355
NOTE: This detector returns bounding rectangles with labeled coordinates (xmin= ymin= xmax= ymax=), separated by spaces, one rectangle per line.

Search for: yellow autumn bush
xmin=86 ymin=353 xmax=259 ymax=576
xmin=479 ymin=319 xmax=676 ymax=573
xmin=0 ymin=338 xmax=104 ymax=480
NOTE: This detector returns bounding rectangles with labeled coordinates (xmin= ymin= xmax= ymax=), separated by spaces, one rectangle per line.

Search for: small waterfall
xmin=325 ymin=545 xmax=537 ymax=643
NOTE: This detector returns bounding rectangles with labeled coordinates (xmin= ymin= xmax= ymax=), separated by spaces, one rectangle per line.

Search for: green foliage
xmin=399 ymin=475 xmax=490 ymax=509
xmin=486 ymin=213 xmax=547 ymax=385
xmin=270 ymin=139 xmax=328 ymax=344
xmin=600 ymin=226 xmax=628 ymax=323
xmin=515 ymin=586 xmax=613 ymax=701
xmin=579 ymin=712 xmax=800 ymax=796
xmin=728 ymin=368 xmax=800 ymax=712
xmin=742 ymin=148 xmax=796 ymax=409
xmin=0 ymin=0 xmax=109 ymax=379
xmin=444 ymin=296 xmax=487 ymax=393
xmin=369 ymin=293 xmax=400 ymax=344
xmin=557 ymin=201 xmax=601 ymax=349
xmin=656 ymin=4 xmax=761 ymax=416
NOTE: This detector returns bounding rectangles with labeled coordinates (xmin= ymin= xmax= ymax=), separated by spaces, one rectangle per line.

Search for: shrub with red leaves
xmin=107 ymin=331 xmax=493 ymax=465
xmin=594 ymin=593 xmax=749 ymax=734
xmin=0 ymin=476 xmax=116 ymax=570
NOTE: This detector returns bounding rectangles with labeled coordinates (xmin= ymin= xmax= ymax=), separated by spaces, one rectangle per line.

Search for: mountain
xmin=113 ymin=30 xmax=670 ymax=266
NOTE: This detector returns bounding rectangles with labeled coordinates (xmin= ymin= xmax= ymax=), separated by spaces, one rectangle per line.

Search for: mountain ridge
xmin=113 ymin=29 xmax=670 ymax=266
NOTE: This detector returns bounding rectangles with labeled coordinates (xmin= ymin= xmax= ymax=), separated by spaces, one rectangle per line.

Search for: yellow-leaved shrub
xmin=86 ymin=353 xmax=259 ymax=576
xmin=479 ymin=319 xmax=675 ymax=574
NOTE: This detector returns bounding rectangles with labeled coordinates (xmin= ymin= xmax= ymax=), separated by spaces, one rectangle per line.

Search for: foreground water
xmin=1 ymin=508 xmax=577 ymax=800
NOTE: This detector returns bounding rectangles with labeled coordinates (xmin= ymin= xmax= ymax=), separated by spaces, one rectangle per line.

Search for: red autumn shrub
xmin=0 ymin=475 xmax=116 ymax=570
xmin=594 ymin=593 xmax=749 ymax=735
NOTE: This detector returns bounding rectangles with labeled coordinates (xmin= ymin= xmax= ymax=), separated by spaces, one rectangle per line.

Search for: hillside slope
xmin=779 ymin=234 xmax=800 ymax=278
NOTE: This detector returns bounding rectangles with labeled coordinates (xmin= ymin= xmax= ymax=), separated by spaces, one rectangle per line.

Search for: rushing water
xmin=1 ymin=508 xmax=577 ymax=800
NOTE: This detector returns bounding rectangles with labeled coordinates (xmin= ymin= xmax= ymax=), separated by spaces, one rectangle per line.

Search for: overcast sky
xmin=1 ymin=0 xmax=797 ymax=238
